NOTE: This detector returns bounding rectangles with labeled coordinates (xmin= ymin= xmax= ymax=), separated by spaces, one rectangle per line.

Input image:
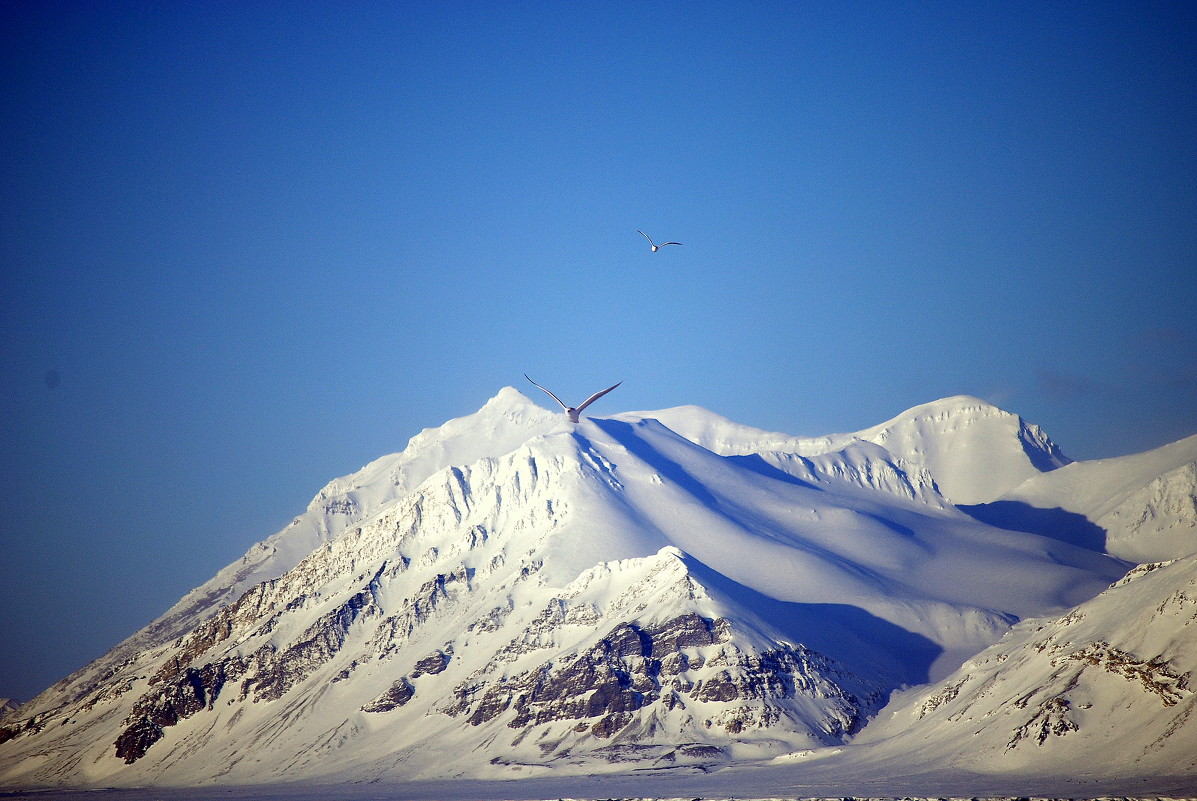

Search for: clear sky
xmin=2 ymin=2 xmax=1195 ymax=703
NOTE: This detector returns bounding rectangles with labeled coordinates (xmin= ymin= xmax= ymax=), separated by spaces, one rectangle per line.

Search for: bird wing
xmin=637 ymin=230 xmax=655 ymax=248
xmin=524 ymin=374 xmax=569 ymax=411
xmin=575 ymin=381 xmax=623 ymax=414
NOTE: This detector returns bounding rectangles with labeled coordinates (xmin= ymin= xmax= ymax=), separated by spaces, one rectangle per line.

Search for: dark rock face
xmin=113 ymin=661 xmax=241 ymax=764
xmin=412 ymin=650 xmax=450 ymax=678
xmin=371 ymin=568 xmax=471 ymax=659
xmin=648 ymin=612 xmax=730 ymax=656
xmin=692 ymin=648 xmax=810 ymax=704
xmin=362 ymin=679 xmax=415 ymax=713
xmin=154 ymin=580 xmax=281 ymax=687
xmin=456 ymin=619 xmax=667 ymax=733
xmin=443 ymin=612 xmax=865 ymax=743
xmin=0 ymin=717 xmax=41 ymax=747
xmin=361 ymin=648 xmax=451 ymax=713
xmin=112 ymin=718 xmax=164 ymax=765
xmin=1008 ymin=696 xmax=1079 ymax=748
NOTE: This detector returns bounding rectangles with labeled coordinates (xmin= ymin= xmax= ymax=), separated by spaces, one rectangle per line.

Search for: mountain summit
xmin=1 ymin=390 xmax=1193 ymax=789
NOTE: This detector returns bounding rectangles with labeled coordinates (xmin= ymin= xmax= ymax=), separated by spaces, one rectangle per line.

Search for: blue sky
xmin=2 ymin=2 xmax=1194 ymax=702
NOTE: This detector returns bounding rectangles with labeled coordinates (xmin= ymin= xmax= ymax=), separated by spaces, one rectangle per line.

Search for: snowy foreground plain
xmin=2 ymin=391 xmax=1196 ymax=800
xmin=2 ymin=772 xmax=1196 ymax=801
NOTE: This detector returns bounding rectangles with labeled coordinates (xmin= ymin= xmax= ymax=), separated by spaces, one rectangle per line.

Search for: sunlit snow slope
xmin=857 ymin=554 xmax=1197 ymax=779
xmin=970 ymin=433 xmax=1197 ymax=562
xmin=1 ymin=389 xmax=1190 ymax=789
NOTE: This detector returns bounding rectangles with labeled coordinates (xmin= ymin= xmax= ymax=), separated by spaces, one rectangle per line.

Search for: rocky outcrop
xmin=114 ymin=660 xmax=244 ymax=763
xmin=1064 ymin=641 xmax=1189 ymax=705
xmin=362 ymin=679 xmax=414 ymax=713
xmin=412 ymin=649 xmax=450 ymax=677
xmin=243 ymin=582 xmax=380 ymax=703
xmin=1007 ymin=695 xmax=1078 ymax=749
xmin=361 ymin=649 xmax=450 ymax=713
xmin=445 ymin=612 xmax=874 ymax=744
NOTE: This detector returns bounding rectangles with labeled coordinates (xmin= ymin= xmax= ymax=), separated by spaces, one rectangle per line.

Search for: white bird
xmin=638 ymin=230 xmax=682 ymax=252
xmin=524 ymin=374 xmax=622 ymax=423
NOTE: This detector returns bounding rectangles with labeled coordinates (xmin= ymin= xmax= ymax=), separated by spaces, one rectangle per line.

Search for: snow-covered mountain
xmin=633 ymin=394 xmax=1069 ymax=505
xmin=855 ymin=553 xmax=1197 ymax=779
xmin=968 ymin=433 xmax=1197 ymax=562
xmin=1 ymin=390 xmax=1192 ymax=791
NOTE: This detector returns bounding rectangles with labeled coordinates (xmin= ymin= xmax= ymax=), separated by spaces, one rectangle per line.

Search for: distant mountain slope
xmin=168 ymin=386 xmax=561 ymax=632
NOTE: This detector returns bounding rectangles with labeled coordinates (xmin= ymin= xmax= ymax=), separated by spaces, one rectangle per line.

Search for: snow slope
xmin=975 ymin=433 xmax=1197 ymax=562
xmin=0 ymin=389 xmax=1190 ymax=792
xmin=855 ymin=554 xmax=1197 ymax=779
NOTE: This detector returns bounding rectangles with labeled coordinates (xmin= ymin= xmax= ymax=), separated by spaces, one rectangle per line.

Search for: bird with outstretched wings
xmin=524 ymin=374 xmax=622 ymax=423
xmin=637 ymin=230 xmax=682 ymax=252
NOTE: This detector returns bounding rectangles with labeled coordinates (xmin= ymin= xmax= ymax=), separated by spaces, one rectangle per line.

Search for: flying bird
xmin=638 ymin=230 xmax=682 ymax=252
xmin=524 ymin=374 xmax=622 ymax=423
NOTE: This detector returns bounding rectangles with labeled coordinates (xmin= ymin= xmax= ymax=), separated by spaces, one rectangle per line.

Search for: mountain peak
xmin=481 ymin=385 xmax=539 ymax=412
xmin=0 ymin=699 xmax=19 ymax=721
xmin=850 ymin=395 xmax=1070 ymax=505
xmin=867 ymin=395 xmax=1017 ymax=433
xmin=912 ymin=393 xmax=994 ymax=410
